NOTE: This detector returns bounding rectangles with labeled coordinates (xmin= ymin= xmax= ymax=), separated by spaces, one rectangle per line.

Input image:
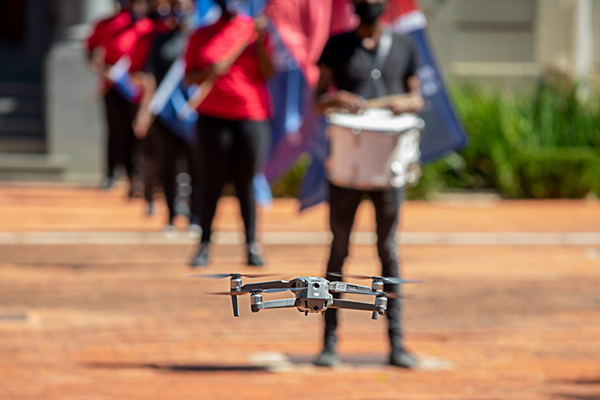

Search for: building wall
xmin=45 ymin=0 xmax=114 ymax=182
xmin=419 ymin=0 xmax=598 ymax=88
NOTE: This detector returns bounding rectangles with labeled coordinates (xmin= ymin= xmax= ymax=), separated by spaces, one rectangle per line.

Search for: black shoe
xmin=247 ymin=242 xmax=264 ymax=267
xmin=313 ymin=349 xmax=339 ymax=367
xmin=190 ymin=242 xmax=210 ymax=268
xmin=389 ymin=348 xmax=418 ymax=369
xmin=146 ymin=201 xmax=154 ymax=216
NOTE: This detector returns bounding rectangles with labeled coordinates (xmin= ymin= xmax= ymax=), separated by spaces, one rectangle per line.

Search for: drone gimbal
xmin=190 ymin=273 xmax=423 ymax=319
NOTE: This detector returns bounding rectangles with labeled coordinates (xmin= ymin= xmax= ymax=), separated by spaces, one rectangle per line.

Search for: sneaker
xmin=247 ymin=242 xmax=264 ymax=267
xmin=164 ymin=224 xmax=177 ymax=239
xmin=100 ymin=177 xmax=114 ymax=190
xmin=313 ymin=349 xmax=339 ymax=367
xmin=190 ymin=242 xmax=210 ymax=268
xmin=187 ymin=223 xmax=202 ymax=239
xmin=389 ymin=348 xmax=418 ymax=369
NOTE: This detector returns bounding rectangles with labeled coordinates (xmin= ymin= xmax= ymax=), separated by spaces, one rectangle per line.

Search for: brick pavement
xmin=0 ymin=184 xmax=599 ymax=400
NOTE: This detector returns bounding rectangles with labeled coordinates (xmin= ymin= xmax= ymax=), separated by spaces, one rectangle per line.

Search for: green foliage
xmin=410 ymin=81 xmax=600 ymax=199
xmin=269 ymin=153 xmax=310 ymax=198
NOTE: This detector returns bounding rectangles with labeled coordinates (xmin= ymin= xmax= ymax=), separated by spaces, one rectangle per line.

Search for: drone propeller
xmin=377 ymin=292 xmax=411 ymax=299
xmin=328 ymin=272 xmax=425 ymax=285
xmin=207 ymin=291 xmax=249 ymax=296
xmin=188 ymin=273 xmax=278 ymax=279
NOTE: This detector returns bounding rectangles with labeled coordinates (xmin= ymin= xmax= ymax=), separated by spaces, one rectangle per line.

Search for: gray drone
xmin=189 ymin=273 xmax=423 ymax=319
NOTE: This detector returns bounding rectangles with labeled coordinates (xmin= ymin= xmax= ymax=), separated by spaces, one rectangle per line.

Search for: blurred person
xmin=184 ymin=0 xmax=274 ymax=267
xmin=86 ymin=0 xmax=152 ymax=193
xmin=313 ymin=0 xmax=424 ymax=368
xmin=133 ymin=0 xmax=200 ymax=232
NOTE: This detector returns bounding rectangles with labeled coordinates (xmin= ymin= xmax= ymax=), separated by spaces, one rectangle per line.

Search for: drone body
xmin=192 ymin=273 xmax=423 ymax=319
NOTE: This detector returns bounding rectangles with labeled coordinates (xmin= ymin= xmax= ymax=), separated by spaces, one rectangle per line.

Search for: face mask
xmin=118 ymin=0 xmax=131 ymax=10
xmin=172 ymin=4 xmax=188 ymax=24
xmin=354 ymin=3 xmax=385 ymax=25
xmin=215 ymin=0 xmax=241 ymax=14
xmin=150 ymin=3 xmax=171 ymax=20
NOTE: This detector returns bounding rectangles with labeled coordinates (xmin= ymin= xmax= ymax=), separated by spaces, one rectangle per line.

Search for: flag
xmin=148 ymin=58 xmax=199 ymax=144
xmin=385 ymin=0 xmax=467 ymax=162
xmin=298 ymin=0 xmax=468 ymax=210
xmin=107 ymin=55 xmax=143 ymax=103
xmin=262 ymin=0 xmax=333 ymax=185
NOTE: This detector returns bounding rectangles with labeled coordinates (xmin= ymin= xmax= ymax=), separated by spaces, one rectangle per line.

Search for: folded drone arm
xmin=254 ymin=298 xmax=298 ymax=310
xmin=329 ymin=299 xmax=379 ymax=312
xmin=241 ymin=280 xmax=292 ymax=292
xmin=328 ymin=282 xmax=376 ymax=296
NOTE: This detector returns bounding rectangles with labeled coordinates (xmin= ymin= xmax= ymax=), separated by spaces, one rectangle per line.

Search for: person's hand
xmin=385 ymin=94 xmax=424 ymax=115
xmin=254 ymin=15 xmax=269 ymax=43
xmin=211 ymin=58 xmax=234 ymax=76
xmin=334 ymin=90 xmax=366 ymax=114
xmin=88 ymin=48 xmax=107 ymax=75
xmin=133 ymin=110 xmax=152 ymax=139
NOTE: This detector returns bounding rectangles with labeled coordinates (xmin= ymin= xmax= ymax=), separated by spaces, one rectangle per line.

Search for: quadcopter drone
xmin=189 ymin=273 xmax=424 ymax=320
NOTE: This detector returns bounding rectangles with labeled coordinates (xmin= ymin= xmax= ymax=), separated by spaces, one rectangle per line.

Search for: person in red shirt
xmin=184 ymin=0 xmax=274 ymax=267
xmin=86 ymin=0 xmax=152 ymax=192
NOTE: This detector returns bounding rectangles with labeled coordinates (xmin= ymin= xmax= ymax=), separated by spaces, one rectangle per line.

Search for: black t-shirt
xmin=318 ymin=30 xmax=418 ymax=99
xmin=144 ymin=29 xmax=186 ymax=85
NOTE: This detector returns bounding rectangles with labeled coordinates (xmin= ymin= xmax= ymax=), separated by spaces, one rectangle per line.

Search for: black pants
xmin=324 ymin=182 xmax=405 ymax=350
xmin=192 ymin=115 xmax=270 ymax=244
xmin=151 ymin=119 xmax=192 ymax=224
xmin=142 ymin=126 xmax=161 ymax=203
xmin=103 ymin=88 xmax=137 ymax=180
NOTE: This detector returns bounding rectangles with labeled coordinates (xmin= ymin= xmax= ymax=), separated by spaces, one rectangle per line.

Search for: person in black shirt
xmin=313 ymin=0 xmax=424 ymax=368
xmin=133 ymin=0 xmax=200 ymax=234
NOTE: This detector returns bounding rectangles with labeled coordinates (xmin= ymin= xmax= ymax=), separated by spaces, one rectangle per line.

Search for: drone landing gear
xmin=231 ymin=295 xmax=240 ymax=317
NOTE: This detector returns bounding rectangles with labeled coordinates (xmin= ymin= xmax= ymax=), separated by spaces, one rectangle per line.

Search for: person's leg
xmin=188 ymin=131 xmax=203 ymax=231
xmin=190 ymin=115 xmax=233 ymax=267
xmin=370 ymin=187 xmax=416 ymax=368
xmin=102 ymin=89 xmax=123 ymax=187
xmin=156 ymin=121 xmax=179 ymax=225
xmin=116 ymin=96 xmax=138 ymax=195
xmin=230 ymin=119 xmax=271 ymax=265
xmin=142 ymin=125 xmax=161 ymax=215
xmin=315 ymin=183 xmax=363 ymax=366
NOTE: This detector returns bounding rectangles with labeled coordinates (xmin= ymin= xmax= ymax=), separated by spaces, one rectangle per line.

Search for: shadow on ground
xmin=84 ymin=362 xmax=268 ymax=373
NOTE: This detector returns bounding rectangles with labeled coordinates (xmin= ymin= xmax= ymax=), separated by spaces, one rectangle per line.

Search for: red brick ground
xmin=0 ymin=185 xmax=599 ymax=400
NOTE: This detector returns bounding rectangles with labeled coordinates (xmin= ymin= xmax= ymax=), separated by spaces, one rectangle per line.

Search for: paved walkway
xmin=1 ymin=184 xmax=599 ymax=400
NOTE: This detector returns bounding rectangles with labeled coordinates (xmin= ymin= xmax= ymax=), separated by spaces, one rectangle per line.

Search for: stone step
xmin=0 ymin=82 xmax=42 ymax=98
xmin=0 ymin=138 xmax=45 ymax=153
xmin=0 ymin=97 xmax=43 ymax=117
xmin=0 ymin=153 xmax=66 ymax=180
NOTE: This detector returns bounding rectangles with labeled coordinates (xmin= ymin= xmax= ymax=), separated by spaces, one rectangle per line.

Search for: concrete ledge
xmin=0 ymin=153 xmax=67 ymax=172
xmin=1 ymin=231 xmax=600 ymax=246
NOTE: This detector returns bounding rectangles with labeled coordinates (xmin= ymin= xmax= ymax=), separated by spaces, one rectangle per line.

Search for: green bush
xmin=411 ymin=81 xmax=600 ymax=199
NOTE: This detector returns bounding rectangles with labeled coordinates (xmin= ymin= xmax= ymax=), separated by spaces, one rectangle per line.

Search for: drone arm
xmin=328 ymin=282 xmax=376 ymax=296
xmin=241 ymin=280 xmax=292 ymax=292
xmin=329 ymin=299 xmax=379 ymax=312
xmin=254 ymin=298 xmax=298 ymax=311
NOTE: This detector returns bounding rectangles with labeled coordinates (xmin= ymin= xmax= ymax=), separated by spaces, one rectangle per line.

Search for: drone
xmin=189 ymin=272 xmax=424 ymax=320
